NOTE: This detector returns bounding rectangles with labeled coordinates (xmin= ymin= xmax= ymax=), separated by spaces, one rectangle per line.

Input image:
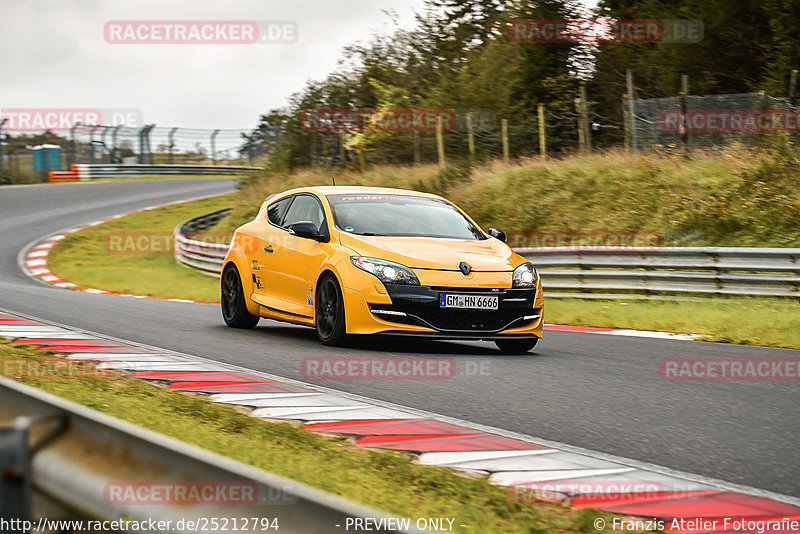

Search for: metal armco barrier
xmin=0 ymin=380 xmax=420 ymax=534
xmin=49 ymin=164 xmax=261 ymax=181
xmin=174 ymin=209 xmax=231 ymax=277
xmin=1 ymin=421 xmax=32 ymax=533
xmin=519 ymin=247 xmax=800 ymax=297
xmin=1 ymin=415 xmax=69 ymax=533
xmin=174 ymin=211 xmax=800 ymax=296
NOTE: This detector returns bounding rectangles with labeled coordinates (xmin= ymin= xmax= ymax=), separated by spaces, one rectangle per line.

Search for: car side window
xmin=282 ymin=194 xmax=325 ymax=231
xmin=266 ymin=197 xmax=292 ymax=226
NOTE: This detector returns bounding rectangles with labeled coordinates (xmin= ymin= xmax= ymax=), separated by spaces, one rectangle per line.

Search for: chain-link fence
xmin=69 ymin=124 xmax=264 ymax=166
xmin=4 ymin=91 xmax=797 ymax=184
xmin=306 ymin=107 xmax=589 ymax=169
xmin=302 ymin=89 xmax=799 ymax=169
xmin=0 ymin=123 xmax=274 ymax=184
xmin=631 ymin=93 xmax=797 ymax=152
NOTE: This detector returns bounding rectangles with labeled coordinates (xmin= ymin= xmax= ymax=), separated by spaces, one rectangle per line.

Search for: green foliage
xmin=245 ymin=0 xmax=800 ymax=165
xmin=451 ymin=147 xmax=800 ymax=248
xmin=252 ymin=0 xmax=584 ymax=167
xmin=218 ymin=144 xmax=800 ymax=248
xmin=590 ymin=0 xmax=800 ymax=131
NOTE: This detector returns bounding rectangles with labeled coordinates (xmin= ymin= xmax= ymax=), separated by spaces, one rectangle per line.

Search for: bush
xmin=213 ymin=147 xmax=800 ymax=247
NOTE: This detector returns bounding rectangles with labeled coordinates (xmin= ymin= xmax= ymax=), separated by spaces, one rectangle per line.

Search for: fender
xmin=222 ymin=237 xmax=261 ymax=316
xmin=313 ymin=255 xmax=346 ymax=297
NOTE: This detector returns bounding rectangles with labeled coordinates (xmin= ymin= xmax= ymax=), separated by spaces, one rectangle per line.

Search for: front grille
xmin=428 ymin=286 xmax=506 ymax=293
xmin=375 ymin=284 xmax=539 ymax=332
xmin=371 ymin=304 xmax=539 ymax=332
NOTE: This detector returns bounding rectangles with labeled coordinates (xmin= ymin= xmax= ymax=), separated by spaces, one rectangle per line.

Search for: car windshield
xmin=326 ymin=194 xmax=485 ymax=239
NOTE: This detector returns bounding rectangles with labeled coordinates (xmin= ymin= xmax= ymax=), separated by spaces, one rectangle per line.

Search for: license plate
xmin=439 ymin=293 xmax=499 ymax=310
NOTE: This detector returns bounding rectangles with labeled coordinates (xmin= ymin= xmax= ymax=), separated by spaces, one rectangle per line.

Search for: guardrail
xmin=517 ymin=247 xmax=800 ymax=297
xmin=174 ymin=209 xmax=231 ymax=277
xmin=49 ymin=164 xmax=262 ymax=181
xmin=0 ymin=379 xmax=416 ymax=534
xmin=173 ymin=212 xmax=800 ymax=296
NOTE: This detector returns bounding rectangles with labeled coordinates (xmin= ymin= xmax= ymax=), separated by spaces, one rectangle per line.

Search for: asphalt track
xmin=1 ymin=179 xmax=798 ymax=498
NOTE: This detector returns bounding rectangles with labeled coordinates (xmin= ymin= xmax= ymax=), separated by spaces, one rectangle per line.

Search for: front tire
xmin=221 ymin=264 xmax=259 ymax=329
xmin=315 ymin=274 xmax=347 ymax=346
xmin=495 ymin=338 xmax=538 ymax=354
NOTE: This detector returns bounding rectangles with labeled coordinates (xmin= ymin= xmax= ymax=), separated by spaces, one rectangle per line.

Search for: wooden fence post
xmin=680 ymin=74 xmax=689 ymax=154
xmin=501 ymin=119 xmax=509 ymax=162
xmin=538 ymin=103 xmax=546 ymax=159
xmin=626 ymin=69 xmax=637 ymax=154
xmin=466 ymin=113 xmax=475 ymax=159
xmin=436 ymin=116 xmax=446 ymax=167
xmin=622 ymin=94 xmax=630 ymax=153
xmin=580 ymin=83 xmax=591 ymax=152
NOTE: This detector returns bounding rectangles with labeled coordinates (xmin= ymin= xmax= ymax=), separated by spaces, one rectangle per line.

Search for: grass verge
xmin=547 ymin=297 xmax=800 ymax=349
xmin=47 ymin=194 xmax=233 ymax=302
xmin=0 ymin=339 xmax=635 ymax=534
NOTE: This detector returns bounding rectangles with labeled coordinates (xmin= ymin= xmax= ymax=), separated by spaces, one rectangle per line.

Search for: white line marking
xmin=491 ymin=468 xmax=635 ymax=485
xmin=210 ymin=393 xmax=319 ymax=403
xmin=418 ymin=450 xmax=558 ymax=466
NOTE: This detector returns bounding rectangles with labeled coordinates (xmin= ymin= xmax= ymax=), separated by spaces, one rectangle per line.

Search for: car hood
xmin=339 ymin=232 xmax=519 ymax=271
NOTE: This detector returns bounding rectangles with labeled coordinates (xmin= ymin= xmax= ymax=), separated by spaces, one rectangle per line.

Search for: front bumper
xmin=375 ymin=284 xmax=540 ymax=331
xmin=342 ymin=278 xmax=543 ymax=339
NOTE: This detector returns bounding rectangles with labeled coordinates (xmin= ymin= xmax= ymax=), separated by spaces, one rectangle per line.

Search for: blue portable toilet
xmin=32 ymin=144 xmax=62 ymax=172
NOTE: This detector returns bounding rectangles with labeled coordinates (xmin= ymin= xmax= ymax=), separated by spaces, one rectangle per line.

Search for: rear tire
xmin=221 ymin=264 xmax=259 ymax=329
xmin=495 ymin=338 xmax=538 ymax=354
xmin=315 ymin=274 xmax=347 ymax=346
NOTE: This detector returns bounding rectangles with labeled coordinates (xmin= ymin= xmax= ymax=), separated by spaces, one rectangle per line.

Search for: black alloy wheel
xmin=315 ymin=274 xmax=347 ymax=345
xmin=221 ymin=264 xmax=259 ymax=328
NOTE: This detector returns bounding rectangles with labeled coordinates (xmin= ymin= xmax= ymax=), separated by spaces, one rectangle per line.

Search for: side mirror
xmin=487 ymin=228 xmax=506 ymax=243
xmin=288 ymin=221 xmax=323 ymax=240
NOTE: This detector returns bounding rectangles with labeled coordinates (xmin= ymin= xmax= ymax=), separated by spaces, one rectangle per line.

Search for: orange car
xmin=221 ymin=186 xmax=543 ymax=353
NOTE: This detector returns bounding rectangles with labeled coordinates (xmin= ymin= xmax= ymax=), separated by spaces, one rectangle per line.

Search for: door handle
xmin=264 ymin=245 xmax=273 ymax=253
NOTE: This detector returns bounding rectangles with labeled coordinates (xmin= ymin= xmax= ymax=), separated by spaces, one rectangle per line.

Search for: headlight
xmin=512 ymin=262 xmax=538 ymax=288
xmin=350 ymin=256 xmax=420 ymax=285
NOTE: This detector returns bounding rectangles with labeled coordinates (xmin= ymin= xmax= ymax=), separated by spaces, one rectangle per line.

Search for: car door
xmin=268 ymin=193 xmax=330 ymax=316
xmin=249 ymin=195 xmax=293 ymax=298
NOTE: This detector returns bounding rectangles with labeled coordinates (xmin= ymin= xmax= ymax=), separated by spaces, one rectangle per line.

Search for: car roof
xmin=267 ymin=186 xmax=443 ymax=201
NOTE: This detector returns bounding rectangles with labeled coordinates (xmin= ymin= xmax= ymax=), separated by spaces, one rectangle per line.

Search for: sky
xmin=1 ymin=0 xmax=598 ymax=136
xmin=0 ymin=0 xmax=429 ymax=131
